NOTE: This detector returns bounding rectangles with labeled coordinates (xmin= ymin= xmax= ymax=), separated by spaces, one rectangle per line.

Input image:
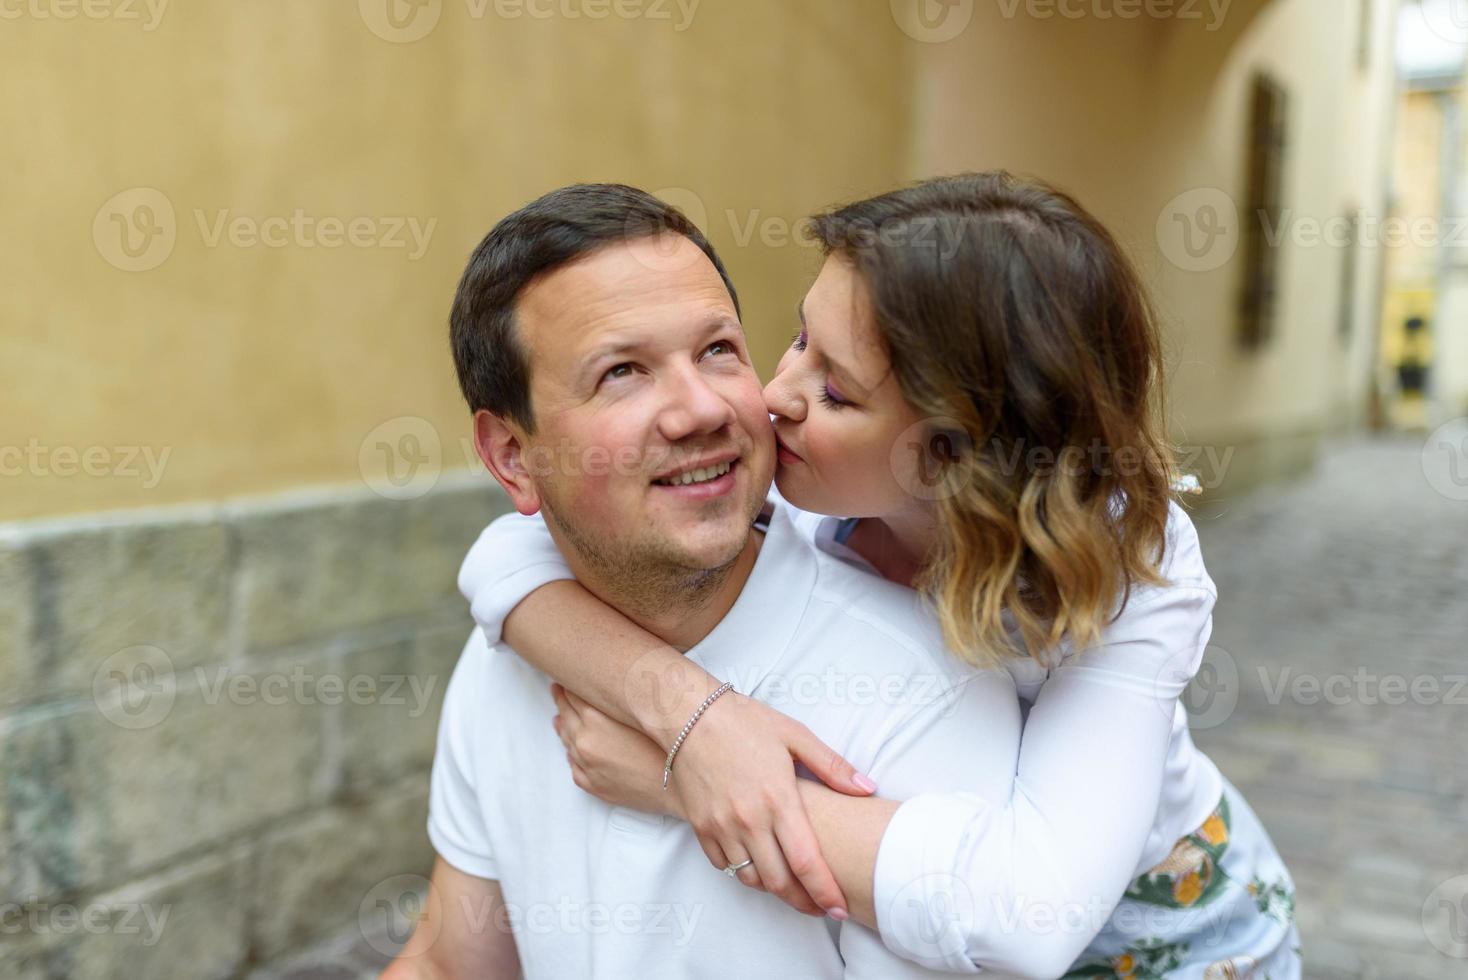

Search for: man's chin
xmin=650 ymin=513 xmax=755 ymax=572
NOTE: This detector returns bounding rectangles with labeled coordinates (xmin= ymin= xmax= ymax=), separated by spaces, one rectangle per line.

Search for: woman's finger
xmin=744 ymin=830 xmax=821 ymax=916
xmin=692 ymin=829 xmax=730 ymax=878
xmin=788 ymin=723 xmax=874 ymax=797
xmin=562 ymin=686 xmax=594 ymax=714
xmin=772 ymin=803 xmax=848 ymax=918
xmin=550 ymin=682 xmax=582 ymax=721
xmin=707 ymin=838 xmax=766 ymax=893
xmin=552 ymin=708 xmax=579 ymax=745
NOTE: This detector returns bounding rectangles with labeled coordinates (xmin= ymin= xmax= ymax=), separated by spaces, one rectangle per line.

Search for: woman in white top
xmin=456 ymin=172 xmax=1301 ymax=977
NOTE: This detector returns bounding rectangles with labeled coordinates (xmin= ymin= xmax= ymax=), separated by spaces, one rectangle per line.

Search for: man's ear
xmin=473 ymin=409 xmax=542 ymax=516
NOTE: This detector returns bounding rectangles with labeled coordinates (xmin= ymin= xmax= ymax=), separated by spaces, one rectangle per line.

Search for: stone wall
xmin=0 ymin=475 xmax=509 ymax=978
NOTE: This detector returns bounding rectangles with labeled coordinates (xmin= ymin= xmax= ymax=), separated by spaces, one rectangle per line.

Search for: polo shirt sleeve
xmin=870 ymin=506 xmax=1220 ymax=977
xmin=426 ymin=629 xmax=500 ymax=880
xmin=457 ymin=510 xmax=575 ymax=647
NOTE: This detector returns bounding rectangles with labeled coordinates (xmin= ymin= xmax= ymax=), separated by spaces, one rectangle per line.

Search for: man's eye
xmin=703 ymin=340 xmax=735 ymax=358
xmin=603 ymin=363 xmax=635 ymax=382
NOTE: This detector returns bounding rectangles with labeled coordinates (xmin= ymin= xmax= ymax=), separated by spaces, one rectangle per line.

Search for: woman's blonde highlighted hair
xmin=810 ymin=172 xmax=1179 ymax=666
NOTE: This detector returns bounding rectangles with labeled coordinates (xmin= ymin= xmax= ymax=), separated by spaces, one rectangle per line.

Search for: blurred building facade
xmin=0 ymin=0 xmax=1407 ymax=975
xmin=1381 ymin=0 xmax=1468 ymax=429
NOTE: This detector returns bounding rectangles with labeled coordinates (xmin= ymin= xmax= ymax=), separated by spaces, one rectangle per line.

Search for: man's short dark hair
xmin=449 ymin=183 xmax=741 ymax=433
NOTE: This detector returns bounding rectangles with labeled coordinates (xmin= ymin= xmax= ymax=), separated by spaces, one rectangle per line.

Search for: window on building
xmin=1357 ymin=0 xmax=1372 ymax=71
xmin=1238 ymin=72 xmax=1289 ymax=349
xmin=1338 ymin=208 xmax=1360 ymax=341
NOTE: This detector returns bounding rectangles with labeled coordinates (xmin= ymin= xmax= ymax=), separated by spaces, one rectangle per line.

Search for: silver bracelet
xmin=661 ymin=681 xmax=734 ymax=790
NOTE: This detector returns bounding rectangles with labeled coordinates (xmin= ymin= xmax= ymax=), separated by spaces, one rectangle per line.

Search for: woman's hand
xmin=551 ymin=682 xmax=874 ymax=921
xmin=551 ymin=682 xmax=674 ymax=817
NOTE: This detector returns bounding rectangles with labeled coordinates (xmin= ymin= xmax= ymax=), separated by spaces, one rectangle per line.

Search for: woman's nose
xmin=764 ymin=354 xmax=806 ymax=422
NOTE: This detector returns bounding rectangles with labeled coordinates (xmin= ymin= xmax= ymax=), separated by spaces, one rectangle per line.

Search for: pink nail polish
xmin=828 ymin=908 xmax=848 ymax=921
xmin=853 ymin=773 xmax=877 ymax=793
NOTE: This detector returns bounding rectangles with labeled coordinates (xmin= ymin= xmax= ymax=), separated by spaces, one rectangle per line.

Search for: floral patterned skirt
xmin=1061 ymin=776 xmax=1301 ymax=979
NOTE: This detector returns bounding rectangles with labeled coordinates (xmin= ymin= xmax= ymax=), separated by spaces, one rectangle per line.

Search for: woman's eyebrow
xmin=798 ymin=298 xmax=874 ymax=399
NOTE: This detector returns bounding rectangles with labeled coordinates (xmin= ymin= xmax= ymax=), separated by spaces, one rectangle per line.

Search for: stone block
xmin=338 ymin=623 xmax=464 ymax=794
xmin=249 ymin=776 xmax=431 ymax=961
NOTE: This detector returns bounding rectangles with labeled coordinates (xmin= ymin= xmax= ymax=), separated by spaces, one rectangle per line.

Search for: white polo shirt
xmin=429 ymin=501 xmax=1022 ymax=979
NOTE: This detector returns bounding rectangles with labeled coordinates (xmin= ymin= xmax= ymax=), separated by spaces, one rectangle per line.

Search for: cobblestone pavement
xmin=1190 ymin=434 xmax=1468 ymax=979
xmin=259 ymin=434 xmax=1468 ymax=979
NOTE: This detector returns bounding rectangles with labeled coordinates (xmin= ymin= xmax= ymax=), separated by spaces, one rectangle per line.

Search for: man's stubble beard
xmin=539 ymin=486 xmax=760 ymax=626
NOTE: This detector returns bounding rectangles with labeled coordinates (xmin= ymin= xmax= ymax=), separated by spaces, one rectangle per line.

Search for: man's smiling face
xmin=510 ymin=232 xmax=774 ymax=578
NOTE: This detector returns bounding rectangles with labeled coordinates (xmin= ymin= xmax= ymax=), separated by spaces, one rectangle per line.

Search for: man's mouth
xmin=653 ymin=460 xmax=734 ymax=487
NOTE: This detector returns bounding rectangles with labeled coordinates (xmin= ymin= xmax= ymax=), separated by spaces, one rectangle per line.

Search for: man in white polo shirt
xmin=383 ymin=184 xmax=1020 ymax=980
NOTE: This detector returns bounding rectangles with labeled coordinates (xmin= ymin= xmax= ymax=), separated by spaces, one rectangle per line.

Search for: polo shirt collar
xmin=681 ymin=500 xmax=816 ymax=694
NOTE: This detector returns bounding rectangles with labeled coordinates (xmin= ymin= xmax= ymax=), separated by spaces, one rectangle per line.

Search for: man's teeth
xmin=656 ymin=461 xmax=732 ymax=486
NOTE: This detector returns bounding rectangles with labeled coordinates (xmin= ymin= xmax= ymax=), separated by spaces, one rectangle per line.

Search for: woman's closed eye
xmin=791 ymin=329 xmax=851 ymax=408
xmin=818 ymin=385 xmax=850 ymax=409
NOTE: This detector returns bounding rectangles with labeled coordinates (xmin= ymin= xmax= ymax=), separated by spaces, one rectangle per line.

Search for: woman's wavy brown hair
xmin=809 ymin=171 xmax=1179 ymax=666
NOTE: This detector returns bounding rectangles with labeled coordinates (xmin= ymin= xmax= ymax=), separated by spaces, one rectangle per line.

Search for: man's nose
xmin=657 ymin=366 xmax=736 ymax=442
